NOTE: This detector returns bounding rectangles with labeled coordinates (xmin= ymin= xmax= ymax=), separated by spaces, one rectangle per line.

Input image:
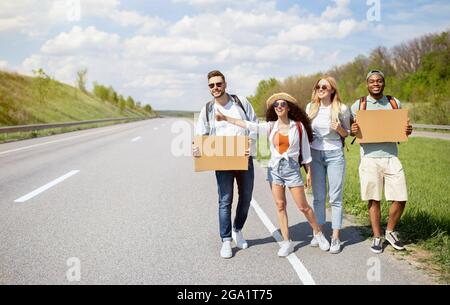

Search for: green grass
xmin=257 ymin=136 xmax=450 ymax=282
xmin=0 ymin=70 xmax=155 ymax=127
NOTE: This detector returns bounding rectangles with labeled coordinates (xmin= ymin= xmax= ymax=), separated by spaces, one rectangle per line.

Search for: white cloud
xmin=0 ymin=60 xmax=8 ymax=69
xmin=278 ymin=19 xmax=366 ymax=43
xmin=0 ymin=0 xmax=162 ymax=37
xmin=41 ymin=26 xmax=120 ymax=55
xmin=321 ymin=0 xmax=352 ymax=20
xmin=172 ymin=0 xmax=261 ymax=8
xmin=110 ymin=11 xmax=167 ymax=33
xmin=0 ymin=16 xmax=28 ymax=32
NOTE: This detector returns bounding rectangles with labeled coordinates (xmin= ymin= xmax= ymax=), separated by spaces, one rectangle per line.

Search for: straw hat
xmin=266 ymin=92 xmax=298 ymax=109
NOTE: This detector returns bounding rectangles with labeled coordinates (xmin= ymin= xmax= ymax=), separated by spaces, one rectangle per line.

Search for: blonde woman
xmin=216 ymin=93 xmax=330 ymax=257
xmin=306 ymin=76 xmax=350 ymax=254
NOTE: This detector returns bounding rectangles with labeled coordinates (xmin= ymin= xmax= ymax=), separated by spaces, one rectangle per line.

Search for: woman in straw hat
xmin=306 ymin=76 xmax=351 ymax=254
xmin=215 ymin=92 xmax=330 ymax=257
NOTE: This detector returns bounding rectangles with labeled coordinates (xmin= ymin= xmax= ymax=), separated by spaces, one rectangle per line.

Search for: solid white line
xmin=250 ymin=198 xmax=316 ymax=285
xmin=14 ymin=170 xmax=80 ymax=203
xmin=131 ymin=136 xmax=142 ymax=142
xmin=0 ymin=125 xmax=125 ymax=157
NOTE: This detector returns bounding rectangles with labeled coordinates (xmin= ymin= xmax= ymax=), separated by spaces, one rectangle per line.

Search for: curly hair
xmin=265 ymin=101 xmax=313 ymax=143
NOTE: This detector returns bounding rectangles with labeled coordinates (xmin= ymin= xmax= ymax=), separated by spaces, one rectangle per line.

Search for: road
xmin=0 ymin=118 xmax=435 ymax=284
xmin=410 ymin=130 xmax=450 ymax=141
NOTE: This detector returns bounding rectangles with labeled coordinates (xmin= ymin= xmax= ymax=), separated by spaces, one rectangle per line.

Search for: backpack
xmin=204 ymin=94 xmax=249 ymax=134
xmin=268 ymin=121 xmax=309 ymax=173
xmin=350 ymin=95 xmax=399 ymax=144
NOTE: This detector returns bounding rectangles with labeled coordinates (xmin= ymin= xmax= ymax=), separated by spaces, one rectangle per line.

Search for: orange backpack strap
xmin=351 ymin=97 xmax=367 ymax=144
xmin=386 ymin=95 xmax=399 ymax=109
xmin=359 ymin=96 xmax=367 ymax=110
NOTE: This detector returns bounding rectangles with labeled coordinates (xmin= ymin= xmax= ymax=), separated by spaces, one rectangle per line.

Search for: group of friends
xmin=192 ymin=69 xmax=413 ymax=258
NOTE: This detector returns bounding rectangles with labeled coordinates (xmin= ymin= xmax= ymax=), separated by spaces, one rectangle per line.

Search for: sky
xmin=0 ymin=0 xmax=449 ymax=111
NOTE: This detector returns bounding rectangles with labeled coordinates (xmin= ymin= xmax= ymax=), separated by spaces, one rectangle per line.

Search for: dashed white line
xmin=14 ymin=170 xmax=80 ymax=203
xmin=131 ymin=136 xmax=142 ymax=142
xmin=250 ymin=198 xmax=316 ymax=285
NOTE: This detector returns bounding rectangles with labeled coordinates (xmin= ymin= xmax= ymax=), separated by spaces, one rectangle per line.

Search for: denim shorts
xmin=267 ymin=158 xmax=304 ymax=188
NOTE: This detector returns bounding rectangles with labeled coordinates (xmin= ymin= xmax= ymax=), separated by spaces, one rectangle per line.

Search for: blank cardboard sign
xmin=193 ymin=136 xmax=249 ymax=172
xmin=356 ymin=109 xmax=409 ymax=144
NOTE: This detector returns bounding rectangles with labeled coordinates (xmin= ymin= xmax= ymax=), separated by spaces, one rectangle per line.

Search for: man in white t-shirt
xmin=192 ymin=70 xmax=258 ymax=259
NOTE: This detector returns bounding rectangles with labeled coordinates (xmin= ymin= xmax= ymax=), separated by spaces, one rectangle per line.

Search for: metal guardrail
xmin=411 ymin=124 xmax=450 ymax=130
xmin=0 ymin=117 xmax=147 ymax=134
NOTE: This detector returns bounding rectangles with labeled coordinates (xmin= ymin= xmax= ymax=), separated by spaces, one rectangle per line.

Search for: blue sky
xmin=0 ymin=0 xmax=449 ymax=110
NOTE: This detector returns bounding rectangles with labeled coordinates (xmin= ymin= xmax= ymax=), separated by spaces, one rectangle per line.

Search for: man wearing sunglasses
xmin=193 ymin=70 xmax=258 ymax=259
xmin=350 ymin=70 xmax=413 ymax=254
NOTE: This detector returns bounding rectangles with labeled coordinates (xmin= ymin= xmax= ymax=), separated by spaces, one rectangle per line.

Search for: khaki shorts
xmin=359 ymin=157 xmax=408 ymax=202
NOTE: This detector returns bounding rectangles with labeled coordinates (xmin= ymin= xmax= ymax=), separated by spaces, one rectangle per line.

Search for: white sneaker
xmin=220 ymin=241 xmax=232 ymax=259
xmin=278 ymin=240 xmax=294 ymax=257
xmin=310 ymin=235 xmax=319 ymax=247
xmin=314 ymin=232 xmax=330 ymax=251
xmin=232 ymin=230 xmax=248 ymax=249
xmin=329 ymin=238 xmax=341 ymax=254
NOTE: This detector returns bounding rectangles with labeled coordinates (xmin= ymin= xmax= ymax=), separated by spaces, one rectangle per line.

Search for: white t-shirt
xmin=213 ymin=101 xmax=247 ymax=136
xmin=310 ymin=105 xmax=342 ymax=151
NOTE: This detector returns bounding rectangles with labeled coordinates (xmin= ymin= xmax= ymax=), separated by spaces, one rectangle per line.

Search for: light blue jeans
xmin=311 ymin=148 xmax=345 ymax=230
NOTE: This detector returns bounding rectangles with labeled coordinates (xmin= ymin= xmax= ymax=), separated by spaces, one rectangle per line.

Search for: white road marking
xmin=0 ymin=125 xmax=125 ymax=157
xmin=153 ymin=127 xmax=159 ymax=130
xmin=14 ymin=170 xmax=80 ymax=203
xmin=131 ymin=136 xmax=142 ymax=142
xmin=250 ymin=198 xmax=316 ymax=285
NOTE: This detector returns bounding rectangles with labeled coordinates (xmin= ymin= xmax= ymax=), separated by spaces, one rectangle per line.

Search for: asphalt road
xmin=0 ymin=118 xmax=435 ymax=284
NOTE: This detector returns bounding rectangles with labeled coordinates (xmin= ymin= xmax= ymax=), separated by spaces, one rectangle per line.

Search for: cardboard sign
xmin=193 ymin=136 xmax=249 ymax=172
xmin=356 ymin=109 xmax=409 ymax=143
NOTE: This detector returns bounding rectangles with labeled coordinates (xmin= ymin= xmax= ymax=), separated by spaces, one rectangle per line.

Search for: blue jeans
xmin=311 ymin=149 xmax=345 ymax=230
xmin=215 ymin=157 xmax=254 ymax=241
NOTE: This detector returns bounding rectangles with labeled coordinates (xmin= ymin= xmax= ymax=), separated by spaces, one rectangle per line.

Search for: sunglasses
xmin=273 ymin=101 xmax=287 ymax=108
xmin=208 ymin=82 xmax=223 ymax=89
xmin=315 ymin=85 xmax=330 ymax=91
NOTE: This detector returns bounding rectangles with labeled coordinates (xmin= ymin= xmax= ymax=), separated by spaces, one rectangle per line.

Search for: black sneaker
xmin=385 ymin=231 xmax=405 ymax=251
xmin=370 ymin=237 xmax=383 ymax=254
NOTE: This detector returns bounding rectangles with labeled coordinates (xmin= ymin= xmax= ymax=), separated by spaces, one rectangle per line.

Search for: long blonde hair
xmin=308 ymin=76 xmax=343 ymax=123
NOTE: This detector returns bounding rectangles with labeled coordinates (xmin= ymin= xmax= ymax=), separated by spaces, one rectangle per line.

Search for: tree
xmin=93 ymin=82 xmax=109 ymax=101
xmin=76 ymin=68 xmax=88 ymax=93
xmin=126 ymin=96 xmax=135 ymax=109
xmin=32 ymin=68 xmax=52 ymax=104
xmin=143 ymin=104 xmax=153 ymax=113
xmin=247 ymin=78 xmax=279 ymax=117
xmin=107 ymin=86 xmax=118 ymax=104
xmin=119 ymin=99 xmax=126 ymax=113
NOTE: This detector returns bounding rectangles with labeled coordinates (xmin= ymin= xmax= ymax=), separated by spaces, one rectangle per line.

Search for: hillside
xmin=0 ymin=70 xmax=154 ymax=127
